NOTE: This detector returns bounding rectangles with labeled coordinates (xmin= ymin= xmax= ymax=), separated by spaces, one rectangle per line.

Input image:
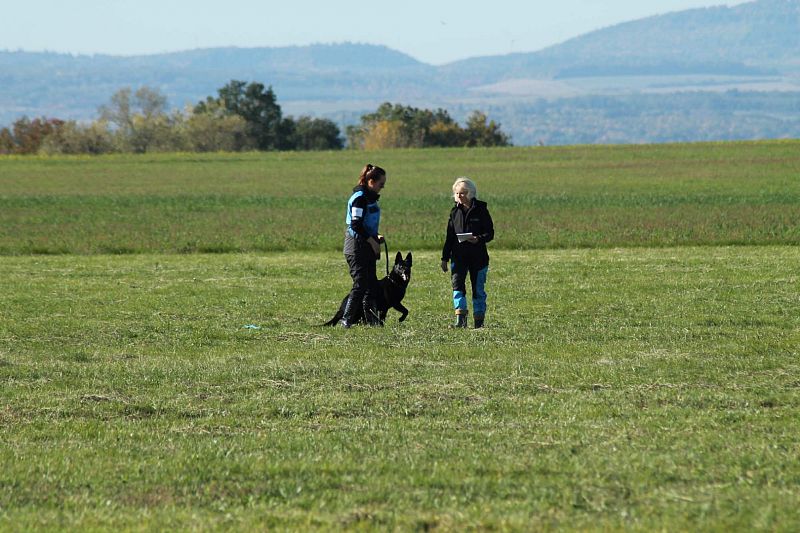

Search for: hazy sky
xmin=2 ymin=0 xmax=747 ymax=65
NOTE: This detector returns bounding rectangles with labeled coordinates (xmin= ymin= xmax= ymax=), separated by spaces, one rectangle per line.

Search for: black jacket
xmin=441 ymin=199 xmax=494 ymax=268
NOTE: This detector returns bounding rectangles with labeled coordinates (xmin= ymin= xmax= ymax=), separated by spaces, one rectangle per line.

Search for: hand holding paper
xmin=457 ymin=233 xmax=478 ymax=244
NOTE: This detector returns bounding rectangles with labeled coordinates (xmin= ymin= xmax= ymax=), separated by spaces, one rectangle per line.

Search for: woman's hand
xmin=465 ymin=235 xmax=479 ymax=244
xmin=377 ymin=234 xmax=385 ymax=244
xmin=367 ymin=236 xmax=381 ymax=258
xmin=440 ymin=260 xmax=448 ymax=273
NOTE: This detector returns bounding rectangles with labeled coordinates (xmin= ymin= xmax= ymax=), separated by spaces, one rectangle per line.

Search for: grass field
xmin=0 ymin=141 xmax=799 ymax=254
xmin=1 ymin=142 xmax=800 ymax=530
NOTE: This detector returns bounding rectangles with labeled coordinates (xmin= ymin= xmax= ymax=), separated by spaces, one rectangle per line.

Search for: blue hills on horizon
xmin=2 ymin=0 xmax=800 ymax=145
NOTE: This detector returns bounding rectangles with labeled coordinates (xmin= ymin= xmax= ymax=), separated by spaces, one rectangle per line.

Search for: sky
xmin=1 ymin=0 xmax=748 ymax=65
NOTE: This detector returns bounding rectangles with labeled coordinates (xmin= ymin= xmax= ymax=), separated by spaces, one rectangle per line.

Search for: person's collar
xmin=355 ymin=184 xmax=380 ymax=201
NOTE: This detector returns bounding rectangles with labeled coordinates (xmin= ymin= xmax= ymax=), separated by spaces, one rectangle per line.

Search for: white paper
xmin=457 ymin=233 xmax=474 ymax=243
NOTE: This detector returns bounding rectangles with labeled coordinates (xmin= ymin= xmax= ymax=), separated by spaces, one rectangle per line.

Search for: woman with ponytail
xmin=339 ymin=163 xmax=387 ymax=327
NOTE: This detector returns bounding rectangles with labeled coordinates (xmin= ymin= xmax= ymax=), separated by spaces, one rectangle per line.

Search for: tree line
xmin=0 ymin=81 xmax=510 ymax=155
xmin=346 ymin=103 xmax=510 ymax=149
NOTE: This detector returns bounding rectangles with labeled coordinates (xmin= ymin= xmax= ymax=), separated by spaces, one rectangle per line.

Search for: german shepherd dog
xmin=323 ymin=252 xmax=412 ymax=326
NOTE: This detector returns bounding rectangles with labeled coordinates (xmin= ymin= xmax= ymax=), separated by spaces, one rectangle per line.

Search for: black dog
xmin=323 ymin=252 xmax=412 ymax=326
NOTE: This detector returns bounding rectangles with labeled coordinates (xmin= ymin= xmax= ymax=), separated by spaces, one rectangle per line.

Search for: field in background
xmin=1 ymin=142 xmax=799 ymax=530
xmin=0 ymin=141 xmax=799 ymax=254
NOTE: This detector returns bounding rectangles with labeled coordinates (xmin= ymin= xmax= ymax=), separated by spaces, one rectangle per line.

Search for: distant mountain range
xmin=442 ymin=0 xmax=800 ymax=81
xmin=2 ymin=0 xmax=799 ymax=145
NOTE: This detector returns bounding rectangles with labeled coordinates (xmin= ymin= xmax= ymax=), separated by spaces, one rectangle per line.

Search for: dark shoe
xmin=452 ymin=311 xmax=468 ymax=328
xmin=474 ymin=316 xmax=484 ymax=329
xmin=339 ymin=294 xmax=360 ymax=328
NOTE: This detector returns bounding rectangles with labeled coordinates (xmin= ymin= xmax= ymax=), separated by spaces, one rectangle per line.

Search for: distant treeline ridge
xmin=0 ymin=80 xmax=511 ymax=155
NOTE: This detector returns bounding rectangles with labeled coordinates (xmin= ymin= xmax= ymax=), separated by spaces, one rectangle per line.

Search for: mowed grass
xmin=0 ymin=141 xmax=799 ymax=254
xmin=1 ymin=247 xmax=799 ymax=530
xmin=2 ymin=141 xmax=800 ymax=530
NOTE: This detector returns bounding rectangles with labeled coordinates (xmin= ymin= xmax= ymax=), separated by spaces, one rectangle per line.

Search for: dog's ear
xmin=395 ymin=251 xmax=403 ymax=264
xmin=405 ymin=252 xmax=413 ymax=266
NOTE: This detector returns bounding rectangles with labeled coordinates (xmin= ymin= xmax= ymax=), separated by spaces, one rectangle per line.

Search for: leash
xmin=383 ymin=239 xmax=389 ymax=276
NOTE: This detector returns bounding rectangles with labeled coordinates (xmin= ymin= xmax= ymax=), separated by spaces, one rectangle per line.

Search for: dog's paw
xmin=399 ymin=314 xmax=407 ymax=322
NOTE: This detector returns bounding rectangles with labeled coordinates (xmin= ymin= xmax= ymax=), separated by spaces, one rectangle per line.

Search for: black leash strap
xmin=383 ymin=239 xmax=389 ymax=276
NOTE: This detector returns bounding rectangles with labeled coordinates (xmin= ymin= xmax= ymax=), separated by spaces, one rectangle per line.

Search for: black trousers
xmin=344 ymin=245 xmax=378 ymax=320
xmin=450 ymin=260 xmax=483 ymax=296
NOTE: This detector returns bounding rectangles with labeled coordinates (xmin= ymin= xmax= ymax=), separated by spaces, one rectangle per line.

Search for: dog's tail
xmin=320 ymin=294 xmax=348 ymax=327
xmin=321 ymin=311 xmax=342 ymax=327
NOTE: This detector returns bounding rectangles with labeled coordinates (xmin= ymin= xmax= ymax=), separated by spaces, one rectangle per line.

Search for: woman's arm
xmin=441 ymin=214 xmax=456 ymax=262
xmin=348 ymin=195 xmax=370 ymax=238
xmin=478 ymin=206 xmax=494 ymax=244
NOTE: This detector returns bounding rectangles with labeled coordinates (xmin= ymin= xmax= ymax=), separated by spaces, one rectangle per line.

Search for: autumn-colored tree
xmin=352 ymin=103 xmax=446 ymax=148
xmin=348 ymin=102 xmax=510 ymax=149
xmin=39 ymin=120 xmax=115 ymax=155
xmin=361 ymin=120 xmax=409 ymax=150
xmin=9 ymin=117 xmax=65 ymax=154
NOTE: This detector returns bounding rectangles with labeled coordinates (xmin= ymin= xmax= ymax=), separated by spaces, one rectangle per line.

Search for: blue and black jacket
xmin=343 ymin=185 xmax=380 ymax=255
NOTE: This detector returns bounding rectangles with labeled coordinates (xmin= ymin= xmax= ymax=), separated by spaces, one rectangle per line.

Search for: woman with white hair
xmin=440 ymin=177 xmax=495 ymax=328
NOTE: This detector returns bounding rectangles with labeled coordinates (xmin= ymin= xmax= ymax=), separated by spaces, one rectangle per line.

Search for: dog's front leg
xmin=395 ymin=303 xmax=409 ymax=322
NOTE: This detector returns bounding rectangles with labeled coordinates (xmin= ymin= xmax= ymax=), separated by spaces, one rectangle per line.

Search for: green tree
xmin=465 ymin=111 xmax=511 ymax=147
xmin=289 ymin=117 xmax=343 ymax=150
xmin=351 ymin=103 xmax=446 ymax=148
xmin=100 ymin=86 xmax=175 ymax=153
xmin=426 ymin=120 xmax=468 ymax=147
xmin=276 ymin=117 xmax=297 ymax=151
xmin=99 ymin=88 xmax=134 ymax=133
xmin=0 ymin=127 xmax=14 ymax=154
xmin=183 ymin=102 xmax=250 ymax=152
xmin=197 ymin=80 xmax=288 ymax=151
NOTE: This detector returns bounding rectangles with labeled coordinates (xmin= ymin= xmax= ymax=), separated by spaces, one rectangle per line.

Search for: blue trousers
xmin=451 ymin=261 xmax=488 ymax=316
